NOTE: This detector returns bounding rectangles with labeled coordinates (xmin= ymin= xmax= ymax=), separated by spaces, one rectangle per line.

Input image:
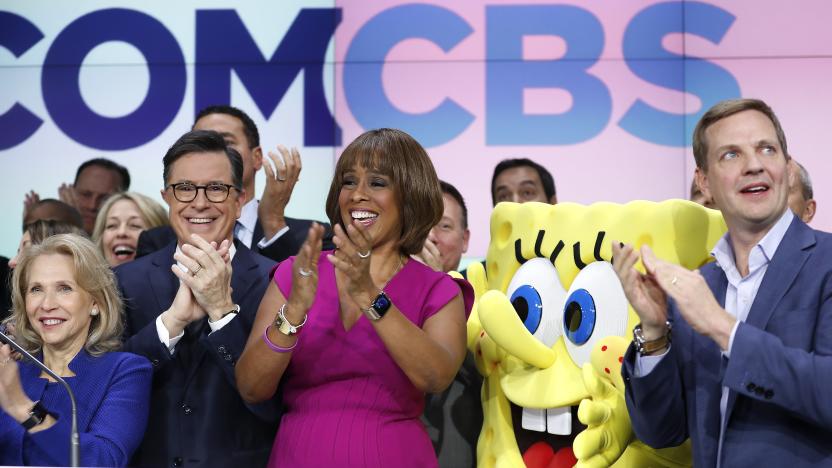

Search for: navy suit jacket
xmin=623 ymin=217 xmax=832 ymax=467
xmin=0 ymin=351 xmax=152 ymax=467
xmin=136 ymin=216 xmax=333 ymax=263
xmin=116 ymin=241 xmax=279 ymax=468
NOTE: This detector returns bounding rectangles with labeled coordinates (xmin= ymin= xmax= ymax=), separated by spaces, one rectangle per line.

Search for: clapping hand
xmin=327 ymin=222 xmax=377 ymax=305
xmin=259 ymin=145 xmax=302 ymax=239
xmin=286 ymin=223 xmax=325 ymax=319
xmin=172 ymin=235 xmax=234 ymax=322
xmin=412 ymin=238 xmax=442 ymax=272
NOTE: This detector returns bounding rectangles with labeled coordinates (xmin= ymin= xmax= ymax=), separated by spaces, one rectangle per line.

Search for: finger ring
xmin=357 ymin=250 xmax=371 ymax=259
xmin=275 ymin=175 xmax=287 ymax=182
xmin=299 ymin=267 xmax=313 ymax=277
xmin=671 ymin=276 xmax=678 ymax=286
xmin=192 ymin=265 xmax=202 ymax=276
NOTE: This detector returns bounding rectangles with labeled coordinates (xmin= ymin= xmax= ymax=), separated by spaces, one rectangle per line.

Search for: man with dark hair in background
xmin=116 ymin=130 xmax=278 ymax=467
xmin=414 ymin=180 xmax=470 ymax=274
xmin=22 ymin=198 xmax=84 ymax=229
xmin=24 ymin=157 xmax=130 ymax=233
xmin=137 ymin=104 xmax=332 ymax=262
xmin=491 ymin=157 xmax=557 ymax=205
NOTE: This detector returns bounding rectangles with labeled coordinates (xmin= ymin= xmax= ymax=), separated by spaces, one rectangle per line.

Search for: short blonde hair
xmin=92 ymin=191 xmax=168 ymax=254
xmin=9 ymin=234 xmax=124 ymax=356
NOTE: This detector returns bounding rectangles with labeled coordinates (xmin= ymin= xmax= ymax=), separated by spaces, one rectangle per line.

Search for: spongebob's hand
xmin=465 ymin=260 xmax=488 ymax=350
xmin=574 ymin=337 xmax=633 ymax=468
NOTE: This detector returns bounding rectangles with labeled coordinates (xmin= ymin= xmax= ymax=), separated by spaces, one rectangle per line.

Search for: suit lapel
xmin=148 ymin=243 xmax=179 ymax=313
xmin=721 ymin=218 xmax=815 ymax=436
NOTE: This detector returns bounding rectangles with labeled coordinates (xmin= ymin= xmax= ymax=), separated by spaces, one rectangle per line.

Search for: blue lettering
xmin=620 ymin=1 xmax=739 ymax=146
xmin=42 ymin=8 xmax=185 ymax=151
xmin=344 ymin=4 xmax=473 ymax=147
xmin=196 ymin=9 xmax=341 ymax=146
xmin=486 ymin=5 xmax=611 ymax=145
xmin=0 ymin=12 xmax=44 ymax=150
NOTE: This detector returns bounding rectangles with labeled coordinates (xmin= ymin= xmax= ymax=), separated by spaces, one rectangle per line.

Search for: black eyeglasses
xmin=166 ymin=182 xmax=238 ymax=203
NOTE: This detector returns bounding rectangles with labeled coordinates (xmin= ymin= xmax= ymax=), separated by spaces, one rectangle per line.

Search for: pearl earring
xmin=90 ymin=308 xmax=99 ymax=316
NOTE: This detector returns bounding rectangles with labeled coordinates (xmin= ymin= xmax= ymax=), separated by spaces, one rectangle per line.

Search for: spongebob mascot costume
xmin=465 ymin=200 xmax=726 ymax=468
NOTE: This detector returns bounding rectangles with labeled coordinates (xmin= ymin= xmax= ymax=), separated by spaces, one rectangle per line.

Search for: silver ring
xmin=671 ymin=276 xmax=678 ymax=286
xmin=192 ymin=265 xmax=202 ymax=276
xmin=299 ymin=267 xmax=313 ymax=277
xmin=275 ymin=175 xmax=287 ymax=182
xmin=357 ymin=250 xmax=371 ymax=259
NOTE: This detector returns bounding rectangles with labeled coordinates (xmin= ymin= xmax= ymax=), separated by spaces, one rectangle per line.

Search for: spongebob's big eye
xmin=506 ymin=258 xmax=567 ymax=347
xmin=563 ymin=289 xmax=596 ymax=345
xmin=562 ymin=262 xmax=628 ymax=366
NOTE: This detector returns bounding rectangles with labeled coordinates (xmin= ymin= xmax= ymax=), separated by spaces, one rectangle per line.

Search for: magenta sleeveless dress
xmin=267 ymin=252 xmax=473 ymax=468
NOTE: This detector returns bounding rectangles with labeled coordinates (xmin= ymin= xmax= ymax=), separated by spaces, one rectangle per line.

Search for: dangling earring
xmin=90 ymin=307 xmax=99 ymax=316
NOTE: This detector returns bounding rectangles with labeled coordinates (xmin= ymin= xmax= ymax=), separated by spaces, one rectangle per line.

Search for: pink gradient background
xmin=332 ymin=0 xmax=832 ymax=258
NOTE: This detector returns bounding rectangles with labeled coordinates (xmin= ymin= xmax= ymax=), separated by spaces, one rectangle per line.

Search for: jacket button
xmin=764 ymin=389 xmax=774 ymax=399
xmin=173 ymin=457 xmax=183 ymax=467
xmin=755 ymin=387 xmax=765 ymax=396
xmin=182 ymin=405 xmax=192 ymax=415
xmin=224 ymin=354 xmax=233 ymax=361
xmin=746 ymin=383 xmax=756 ymax=392
xmin=218 ymin=346 xmax=226 ymax=354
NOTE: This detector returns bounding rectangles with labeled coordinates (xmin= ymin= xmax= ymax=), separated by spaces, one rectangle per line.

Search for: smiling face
xmin=468 ymin=201 xmax=725 ymax=467
xmin=696 ymin=109 xmax=790 ymax=235
xmin=337 ymin=164 xmax=402 ymax=250
xmin=25 ymin=253 xmax=95 ymax=355
xmin=429 ymin=192 xmax=469 ymax=272
xmin=162 ymin=152 xmax=243 ymax=245
xmin=193 ymin=113 xmax=262 ymax=201
xmin=100 ymin=199 xmax=146 ymax=267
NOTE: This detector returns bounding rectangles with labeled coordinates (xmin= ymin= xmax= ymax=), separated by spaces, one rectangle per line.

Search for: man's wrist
xmin=206 ymin=300 xmax=236 ymax=321
xmin=161 ymin=310 xmax=188 ymax=336
xmin=260 ymin=212 xmax=287 ymax=239
xmin=639 ymin=321 xmax=669 ymax=341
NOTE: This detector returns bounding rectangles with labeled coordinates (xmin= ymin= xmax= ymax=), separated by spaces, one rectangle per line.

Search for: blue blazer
xmin=0 ymin=350 xmax=152 ymax=467
xmin=623 ymin=217 xmax=832 ymax=466
xmin=116 ymin=241 xmax=279 ymax=468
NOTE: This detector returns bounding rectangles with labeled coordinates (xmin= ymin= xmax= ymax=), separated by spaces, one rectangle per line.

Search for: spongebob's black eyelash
xmin=515 ymin=230 xmax=608 ymax=269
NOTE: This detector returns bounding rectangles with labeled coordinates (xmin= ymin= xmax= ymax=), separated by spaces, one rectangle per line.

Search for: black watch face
xmin=373 ymin=293 xmax=391 ymax=313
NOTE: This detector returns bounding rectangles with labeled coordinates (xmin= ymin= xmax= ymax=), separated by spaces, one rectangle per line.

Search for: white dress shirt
xmin=235 ymin=199 xmax=289 ymax=250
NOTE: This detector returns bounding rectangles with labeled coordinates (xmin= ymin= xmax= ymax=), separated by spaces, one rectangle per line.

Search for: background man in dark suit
xmin=137 ymin=105 xmax=332 ymax=261
xmin=614 ymin=99 xmax=832 ymax=466
xmin=116 ymin=130 xmax=278 ymax=467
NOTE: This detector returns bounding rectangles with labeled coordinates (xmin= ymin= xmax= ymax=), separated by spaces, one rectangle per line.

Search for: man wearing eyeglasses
xmin=115 ymin=130 xmax=278 ymax=468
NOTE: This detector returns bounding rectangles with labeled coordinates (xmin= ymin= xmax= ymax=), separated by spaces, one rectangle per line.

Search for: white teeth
xmin=188 ymin=218 xmax=212 ymax=224
xmin=114 ymin=246 xmax=135 ymax=255
xmin=521 ymin=406 xmax=572 ymax=435
xmin=745 ymin=186 xmax=766 ymax=192
xmin=521 ymin=408 xmax=546 ymax=432
xmin=546 ymin=406 xmax=572 ymax=435
xmin=351 ymin=211 xmax=377 ymax=220
xmin=43 ymin=319 xmax=63 ymax=326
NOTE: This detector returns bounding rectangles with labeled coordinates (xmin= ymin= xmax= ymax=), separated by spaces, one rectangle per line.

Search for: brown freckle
xmin=604 ymin=368 xmax=610 ymax=374
xmin=618 ymin=356 xmax=623 ymax=363
xmin=480 ymin=331 xmax=485 ymax=338
xmin=601 ymin=345 xmax=608 ymax=352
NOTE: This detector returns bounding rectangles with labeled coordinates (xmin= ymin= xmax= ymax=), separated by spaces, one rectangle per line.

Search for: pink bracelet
xmin=262 ymin=325 xmax=297 ymax=353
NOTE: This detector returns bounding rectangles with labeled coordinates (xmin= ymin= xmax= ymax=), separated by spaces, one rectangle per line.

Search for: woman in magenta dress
xmin=236 ymin=128 xmax=473 ymax=467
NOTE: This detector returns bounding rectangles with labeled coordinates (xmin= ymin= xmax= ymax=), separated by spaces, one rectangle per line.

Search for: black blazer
xmin=136 ymin=217 xmax=334 ymax=263
xmin=116 ymin=241 xmax=279 ymax=468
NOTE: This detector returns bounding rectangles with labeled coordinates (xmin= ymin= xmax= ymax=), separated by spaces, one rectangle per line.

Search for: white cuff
xmin=207 ymin=312 xmax=237 ymax=334
xmin=156 ymin=315 xmax=184 ymax=354
xmin=633 ymin=345 xmax=670 ymax=377
xmin=257 ymin=225 xmax=290 ymax=249
xmin=723 ymin=321 xmax=741 ymax=358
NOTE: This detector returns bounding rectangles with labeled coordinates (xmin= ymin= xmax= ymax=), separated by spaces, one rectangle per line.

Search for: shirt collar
xmin=237 ymin=199 xmax=258 ymax=233
xmin=711 ymin=209 xmax=793 ymax=276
